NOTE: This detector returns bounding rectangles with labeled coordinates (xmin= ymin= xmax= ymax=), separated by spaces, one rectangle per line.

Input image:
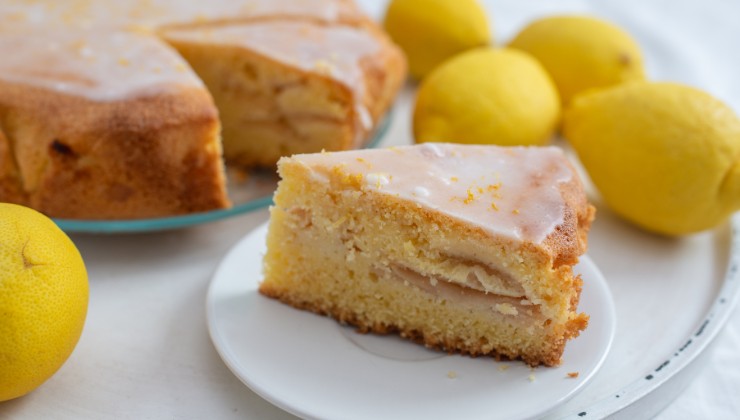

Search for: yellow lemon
xmin=414 ymin=47 xmax=560 ymax=146
xmin=509 ymin=15 xmax=645 ymax=104
xmin=0 ymin=203 xmax=88 ymax=401
xmin=383 ymin=0 xmax=491 ymax=80
xmin=563 ymin=82 xmax=740 ymax=235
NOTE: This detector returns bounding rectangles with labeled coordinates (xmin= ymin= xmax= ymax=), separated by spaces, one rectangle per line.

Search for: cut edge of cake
xmin=162 ymin=17 xmax=406 ymax=168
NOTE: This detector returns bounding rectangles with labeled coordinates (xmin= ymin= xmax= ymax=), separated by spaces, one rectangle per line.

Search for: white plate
xmin=206 ymin=223 xmax=617 ymax=420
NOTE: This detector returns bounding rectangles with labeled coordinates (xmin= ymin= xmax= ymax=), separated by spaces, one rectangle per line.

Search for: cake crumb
xmin=117 ymin=57 xmax=130 ymax=66
xmin=447 ymin=370 xmax=457 ymax=379
xmin=567 ymin=372 xmax=579 ymax=378
xmin=528 ymin=373 xmax=536 ymax=382
xmin=227 ymin=167 xmax=251 ymax=184
xmin=497 ymin=365 xmax=509 ymax=372
xmin=495 ymin=303 xmax=518 ymax=316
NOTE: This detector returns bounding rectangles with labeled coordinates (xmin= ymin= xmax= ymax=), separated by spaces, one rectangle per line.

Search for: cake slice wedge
xmin=260 ymin=143 xmax=594 ymax=366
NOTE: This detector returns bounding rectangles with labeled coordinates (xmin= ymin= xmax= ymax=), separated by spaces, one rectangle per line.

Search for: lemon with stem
xmin=0 ymin=203 xmax=89 ymax=401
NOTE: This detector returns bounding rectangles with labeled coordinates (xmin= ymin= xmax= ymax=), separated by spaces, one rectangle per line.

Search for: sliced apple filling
xmin=386 ymin=263 xmax=542 ymax=320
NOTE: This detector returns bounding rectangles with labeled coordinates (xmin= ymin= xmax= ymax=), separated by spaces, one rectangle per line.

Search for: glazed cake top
xmin=0 ymin=0 xmax=365 ymax=102
xmin=0 ymin=30 xmax=204 ymax=101
xmin=0 ymin=0 xmax=360 ymax=32
xmin=293 ymin=143 xmax=582 ymax=244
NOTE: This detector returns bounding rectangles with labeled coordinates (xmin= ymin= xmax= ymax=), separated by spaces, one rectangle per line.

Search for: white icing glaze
xmin=0 ymin=0 xmax=363 ymax=102
xmin=0 ymin=30 xmax=203 ymax=101
xmin=297 ymin=143 xmax=577 ymax=244
xmin=413 ymin=186 xmax=431 ymax=197
xmin=366 ymin=173 xmax=391 ymax=187
xmin=0 ymin=0 xmax=359 ymax=32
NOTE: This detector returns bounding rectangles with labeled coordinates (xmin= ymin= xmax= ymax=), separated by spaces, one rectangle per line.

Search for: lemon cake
xmin=260 ymin=143 xmax=594 ymax=366
xmin=0 ymin=0 xmax=405 ymax=219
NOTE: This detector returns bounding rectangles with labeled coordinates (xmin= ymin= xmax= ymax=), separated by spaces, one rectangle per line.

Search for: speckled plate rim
xmin=52 ymin=113 xmax=392 ymax=234
xmin=561 ymin=212 xmax=740 ymax=419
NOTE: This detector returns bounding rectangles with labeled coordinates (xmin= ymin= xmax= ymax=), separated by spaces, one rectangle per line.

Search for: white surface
xmin=660 ymin=310 xmax=740 ymax=419
xmin=206 ymin=224 xmax=616 ymax=420
xmin=1 ymin=1 xmax=740 ymax=419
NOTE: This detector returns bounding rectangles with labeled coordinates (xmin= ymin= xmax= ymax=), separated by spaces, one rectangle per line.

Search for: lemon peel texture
xmin=564 ymin=81 xmax=740 ymax=235
xmin=509 ymin=15 xmax=645 ymax=104
xmin=0 ymin=203 xmax=88 ymax=401
xmin=414 ymin=47 xmax=560 ymax=147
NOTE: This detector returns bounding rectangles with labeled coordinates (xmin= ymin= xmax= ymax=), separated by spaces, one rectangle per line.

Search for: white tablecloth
xmin=2 ymin=1 xmax=739 ymax=419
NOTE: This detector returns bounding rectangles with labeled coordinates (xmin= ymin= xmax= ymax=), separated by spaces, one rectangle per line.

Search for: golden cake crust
xmin=0 ymin=80 xmax=228 ymax=219
xmin=539 ymin=158 xmax=596 ymax=268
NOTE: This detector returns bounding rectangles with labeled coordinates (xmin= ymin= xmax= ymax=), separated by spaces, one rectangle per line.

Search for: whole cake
xmin=260 ymin=143 xmax=594 ymax=367
xmin=0 ymin=0 xmax=405 ymax=219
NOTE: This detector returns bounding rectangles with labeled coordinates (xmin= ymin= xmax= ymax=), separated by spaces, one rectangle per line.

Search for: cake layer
xmin=261 ymin=144 xmax=593 ymax=366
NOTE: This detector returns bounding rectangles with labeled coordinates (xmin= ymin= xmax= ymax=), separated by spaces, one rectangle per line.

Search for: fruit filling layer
xmin=384 ymin=263 xmax=543 ymax=321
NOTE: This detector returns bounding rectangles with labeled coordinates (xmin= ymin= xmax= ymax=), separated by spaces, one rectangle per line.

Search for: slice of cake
xmin=260 ymin=143 xmax=594 ymax=366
